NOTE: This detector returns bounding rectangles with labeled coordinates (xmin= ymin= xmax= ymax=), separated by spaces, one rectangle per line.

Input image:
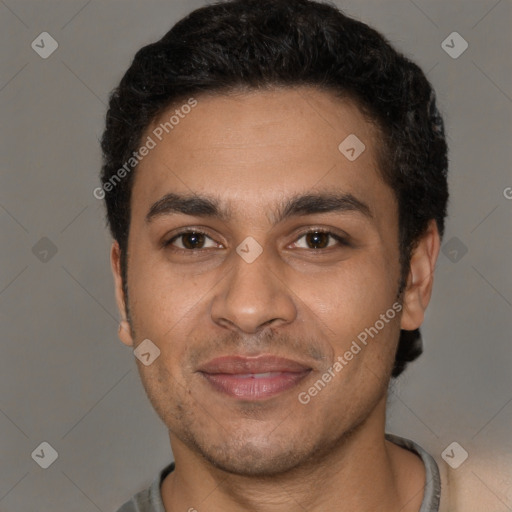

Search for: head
xmin=100 ymin=0 xmax=448 ymax=475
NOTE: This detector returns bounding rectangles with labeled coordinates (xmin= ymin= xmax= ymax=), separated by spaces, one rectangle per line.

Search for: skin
xmin=111 ymin=87 xmax=440 ymax=512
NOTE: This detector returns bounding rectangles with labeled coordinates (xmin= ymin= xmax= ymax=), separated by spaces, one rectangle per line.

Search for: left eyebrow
xmin=271 ymin=192 xmax=373 ymax=224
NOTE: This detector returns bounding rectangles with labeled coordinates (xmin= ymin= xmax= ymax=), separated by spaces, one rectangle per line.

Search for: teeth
xmin=237 ymin=372 xmax=279 ymax=379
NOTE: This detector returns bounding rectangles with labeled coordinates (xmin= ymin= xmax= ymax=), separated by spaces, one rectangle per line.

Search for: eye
xmin=165 ymin=230 xmax=220 ymax=250
xmin=292 ymin=230 xmax=348 ymax=250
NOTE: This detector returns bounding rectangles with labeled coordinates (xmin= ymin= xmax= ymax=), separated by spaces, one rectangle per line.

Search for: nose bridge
xmin=211 ymin=246 xmax=297 ymax=333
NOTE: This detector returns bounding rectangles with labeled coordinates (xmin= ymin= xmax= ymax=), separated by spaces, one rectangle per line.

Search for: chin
xmin=205 ymin=449 xmax=306 ymax=477
xmin=192 ymin=435 xmax=312 ymax=477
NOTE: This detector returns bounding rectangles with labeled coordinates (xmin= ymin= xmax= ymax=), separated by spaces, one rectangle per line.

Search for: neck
xmin=161 ymin=398 xmax=425 ymax=512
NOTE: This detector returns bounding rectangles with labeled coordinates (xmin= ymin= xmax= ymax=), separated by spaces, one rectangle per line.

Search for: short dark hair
xmin=100 ymin=0 xmax=449 ymax=377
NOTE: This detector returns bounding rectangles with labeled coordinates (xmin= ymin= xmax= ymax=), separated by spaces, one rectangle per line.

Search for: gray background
xmin=1 ymin=0 xmax=511 ymax=510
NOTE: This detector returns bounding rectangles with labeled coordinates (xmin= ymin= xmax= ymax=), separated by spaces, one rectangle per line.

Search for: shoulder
xmin=386 ymin=433 xmax=512 ymax=511
xmin=435 ymin=444 xmax=512 ymax=512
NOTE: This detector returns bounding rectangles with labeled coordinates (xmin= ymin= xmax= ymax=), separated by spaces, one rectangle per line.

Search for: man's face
xmin=115 ymin=88 xmax=406 ymax=475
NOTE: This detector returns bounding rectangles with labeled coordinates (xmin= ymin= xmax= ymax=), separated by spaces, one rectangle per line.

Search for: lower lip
xmin=201 ymin=371 xmax=311 ymax=400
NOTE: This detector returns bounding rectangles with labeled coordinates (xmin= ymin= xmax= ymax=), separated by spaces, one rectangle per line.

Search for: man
xmin=100 ymin=0 xmax=455 ymax=510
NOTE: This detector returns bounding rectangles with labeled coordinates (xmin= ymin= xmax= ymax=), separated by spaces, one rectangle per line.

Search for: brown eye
xmin=166 ymin=231 xmax=218 ymax=250
xmin=305 ymin=231 xmax=330 ymax=249
xmin=181 ymin=232 xmax=206 ymax=249
xmin=293 ymin=230 xmax=348 ymax=250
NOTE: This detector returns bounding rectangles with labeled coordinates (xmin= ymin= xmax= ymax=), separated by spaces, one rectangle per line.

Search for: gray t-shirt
xmin=115 ymin=433 xmax=441 ymax=512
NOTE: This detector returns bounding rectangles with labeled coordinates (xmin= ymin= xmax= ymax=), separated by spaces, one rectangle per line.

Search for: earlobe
xmin=400 ymin=220 xmax=441 ymax=331
xmin=118 ymin=319 xmax=134 ymax=347
xmin=110 ymin=241 xmax=135 ymax=347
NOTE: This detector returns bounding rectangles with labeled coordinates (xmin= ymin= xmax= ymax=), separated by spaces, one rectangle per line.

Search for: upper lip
xmin=197 ymin=355 xmax=312 ymax=374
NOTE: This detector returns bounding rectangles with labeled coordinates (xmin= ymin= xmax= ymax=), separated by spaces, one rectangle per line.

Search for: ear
xmin=110 ymin=241 xmax=135 ymax=347
xmin=400 ymin=219 xmax=441 ymax=331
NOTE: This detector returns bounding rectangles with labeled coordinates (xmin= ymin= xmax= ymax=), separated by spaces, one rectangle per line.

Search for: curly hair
xmin=100 ymin=0 xmax=449 ymax=378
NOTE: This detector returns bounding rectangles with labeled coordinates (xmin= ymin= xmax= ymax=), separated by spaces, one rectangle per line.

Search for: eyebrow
xmin=145 ymin=191 xmax=372 ymax=225
xmin=145 ymin=193 xmax=231 ymax=224
xmin=274 ymin=192 xmax=372 ymax=223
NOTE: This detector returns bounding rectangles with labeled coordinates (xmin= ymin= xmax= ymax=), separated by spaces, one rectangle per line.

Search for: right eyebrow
xmin=145 ymin=193 xmax=231 ymax=224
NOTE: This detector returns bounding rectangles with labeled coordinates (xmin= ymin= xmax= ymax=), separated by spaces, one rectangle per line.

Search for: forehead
xmin=131 ymin=87 xmax=393 ymax=223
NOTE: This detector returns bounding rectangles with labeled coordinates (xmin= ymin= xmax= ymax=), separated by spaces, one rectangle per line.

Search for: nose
xmin=210 ymin=248 xmax=297 ymax=334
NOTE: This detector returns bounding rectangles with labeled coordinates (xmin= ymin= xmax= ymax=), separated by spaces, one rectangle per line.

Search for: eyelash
xmin=293 ymin=230 xmax=350 ymax=250
xmin=163 ymin=228 xmax=350 ymax=252
xmin=164 ymin=228 xmax=218 ymax=251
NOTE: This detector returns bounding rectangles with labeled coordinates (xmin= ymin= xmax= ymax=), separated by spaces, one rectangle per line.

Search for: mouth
xmin=197 ymin=355 xmax=313 ymax=400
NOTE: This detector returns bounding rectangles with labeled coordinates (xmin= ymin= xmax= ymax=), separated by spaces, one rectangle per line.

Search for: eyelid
xmin=289 ymin=227 xmax=351 ymax=249
xmin=163 ymin=228 xmax=222 ymax=249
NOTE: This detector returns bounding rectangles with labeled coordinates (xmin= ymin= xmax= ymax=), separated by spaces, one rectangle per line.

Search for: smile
xmin=197 ymin=355 xmax=313 ymax=400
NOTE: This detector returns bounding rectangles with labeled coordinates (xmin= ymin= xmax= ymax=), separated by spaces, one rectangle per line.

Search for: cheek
xmin=136 ymin=352 xmax=203 ymax=434
xmin=126 ymin=247 xmax=213 ymax=344
xmin=296 ymin=252 xmax=401 ymax=339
